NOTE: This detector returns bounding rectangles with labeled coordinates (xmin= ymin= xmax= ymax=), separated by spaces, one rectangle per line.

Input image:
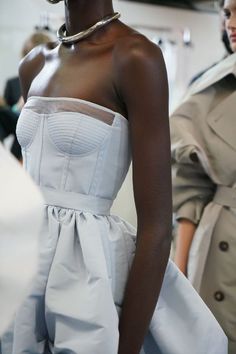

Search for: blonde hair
xmin=21 ymin=31 xmax=52 ymax=57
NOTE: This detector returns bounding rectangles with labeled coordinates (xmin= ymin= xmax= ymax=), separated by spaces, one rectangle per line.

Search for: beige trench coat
xmin=171 ymin=53 xmax=236 ymax=353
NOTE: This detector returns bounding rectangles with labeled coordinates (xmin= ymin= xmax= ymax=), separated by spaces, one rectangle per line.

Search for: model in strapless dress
xmin=7 ymin=96 xmax=227 ymax=354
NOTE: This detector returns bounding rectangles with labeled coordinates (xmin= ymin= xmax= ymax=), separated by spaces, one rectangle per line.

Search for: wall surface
xmin=0 ymin=0 xmax=225 ymax=226
xmin=0 ymin=0 xmax=224 ymax=95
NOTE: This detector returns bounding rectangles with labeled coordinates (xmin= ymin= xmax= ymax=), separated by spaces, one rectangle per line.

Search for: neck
xmin=64 ymin=0 xmax=114 ymax=35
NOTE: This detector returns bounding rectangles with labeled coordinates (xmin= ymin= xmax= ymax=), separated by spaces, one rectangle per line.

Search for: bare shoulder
xmin=111 ymin=27 xmax=168 ymax=115
xmin=19 ymin=41 xmax=57 ymax=100
xmin=113 ymin=29 xmax=165 ymax=72
xmin=19 ymin=41 xmax=56 ymax=79
xmin=112 ymin=28 xmax=167 ymax=99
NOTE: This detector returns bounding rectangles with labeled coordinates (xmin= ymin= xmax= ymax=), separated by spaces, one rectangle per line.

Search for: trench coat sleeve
xmin=170 ymin=99 xmax=216 ymax=225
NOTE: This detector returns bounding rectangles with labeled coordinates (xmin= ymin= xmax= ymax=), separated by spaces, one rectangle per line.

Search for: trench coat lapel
xmin=184 ymin=53 xmax=236 ymax=102
xmin=207 ymin=91 xmax=236 ymax=151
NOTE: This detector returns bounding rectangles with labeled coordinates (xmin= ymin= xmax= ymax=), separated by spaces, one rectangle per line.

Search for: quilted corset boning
xmin=16 ymin=97 xmax=131 ymax=207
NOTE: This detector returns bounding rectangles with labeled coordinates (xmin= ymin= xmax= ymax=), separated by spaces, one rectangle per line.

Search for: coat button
xmin=190 ymin=152 xmax=199 ymax=163
xmin=214 ymin=291 xmax=225 ymax=302
xmin=219 ymin=241 xmax=229 ymax=251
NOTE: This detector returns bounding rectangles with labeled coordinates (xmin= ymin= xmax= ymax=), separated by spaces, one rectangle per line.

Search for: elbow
xmin=137 ymin=223 xmax=172 ymax=256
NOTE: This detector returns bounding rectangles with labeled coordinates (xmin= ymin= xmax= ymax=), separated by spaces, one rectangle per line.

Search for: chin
xmin=230 ymin=42 xmax=236 ymax=53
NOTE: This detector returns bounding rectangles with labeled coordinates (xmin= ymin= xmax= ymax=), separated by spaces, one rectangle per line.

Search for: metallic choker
xmin=57 ymin=12 xmax=121 ymax=44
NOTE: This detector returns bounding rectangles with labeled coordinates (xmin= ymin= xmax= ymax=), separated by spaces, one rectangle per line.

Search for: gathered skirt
xmin=5 ymin=204 xmax=228 ymax=354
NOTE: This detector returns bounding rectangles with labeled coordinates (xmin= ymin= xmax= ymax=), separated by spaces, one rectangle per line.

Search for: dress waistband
xmin=213 ymin=185 xmax=236 ymax=208
xmin=40 ymin=187 xmax=113 ymax=215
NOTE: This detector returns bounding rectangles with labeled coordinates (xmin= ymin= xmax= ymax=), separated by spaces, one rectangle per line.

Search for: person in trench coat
xmin=171 ymin=16 xmax=236 ymax=353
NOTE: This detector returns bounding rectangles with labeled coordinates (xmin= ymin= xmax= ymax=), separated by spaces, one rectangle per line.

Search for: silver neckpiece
xmin=47 ymin=0 xmax=63 ymax=3
xmin=57 ymin=12 xmax=121 ymax=44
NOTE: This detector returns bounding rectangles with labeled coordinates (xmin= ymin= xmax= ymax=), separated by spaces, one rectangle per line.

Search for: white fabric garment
xmin=7 ymin=96 xmax=228 ymax=354
xmin=0 ymin=144 xmax=44 ymax=335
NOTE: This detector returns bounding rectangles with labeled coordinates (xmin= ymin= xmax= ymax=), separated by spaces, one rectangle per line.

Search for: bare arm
xmin=114 ymin=35 xmax=172 ymax=354
xmin=174 ymin=219 xmax=196 ymax=275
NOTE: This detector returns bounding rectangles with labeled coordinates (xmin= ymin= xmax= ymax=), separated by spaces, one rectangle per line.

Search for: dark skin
xmin=19 ymin=0 xmax=172 ymax=353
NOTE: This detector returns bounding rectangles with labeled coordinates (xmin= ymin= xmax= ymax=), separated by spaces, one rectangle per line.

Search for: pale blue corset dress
xmin=12 ymin=96 xmax=227 ymax=354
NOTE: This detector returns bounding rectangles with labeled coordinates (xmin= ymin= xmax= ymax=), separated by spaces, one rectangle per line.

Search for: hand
xmin=12 ymin=96 xmax=24 ymax=113
xmin=16 ymin=96 xmax=24 ymax=111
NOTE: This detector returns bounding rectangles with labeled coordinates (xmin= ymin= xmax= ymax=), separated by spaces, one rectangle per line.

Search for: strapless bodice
xmin=16 ymin=96 xmax=131 ymax=208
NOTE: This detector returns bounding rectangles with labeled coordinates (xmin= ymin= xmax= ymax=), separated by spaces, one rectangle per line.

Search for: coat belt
xmin=213 ymin=185 xmax=236 ymax=208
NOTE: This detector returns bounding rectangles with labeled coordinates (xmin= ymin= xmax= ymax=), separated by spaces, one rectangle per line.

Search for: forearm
xmin=174 ymin=219 xmax=196 ymax=276
xmin=118 ymin=231 xmax=171 ymax=354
